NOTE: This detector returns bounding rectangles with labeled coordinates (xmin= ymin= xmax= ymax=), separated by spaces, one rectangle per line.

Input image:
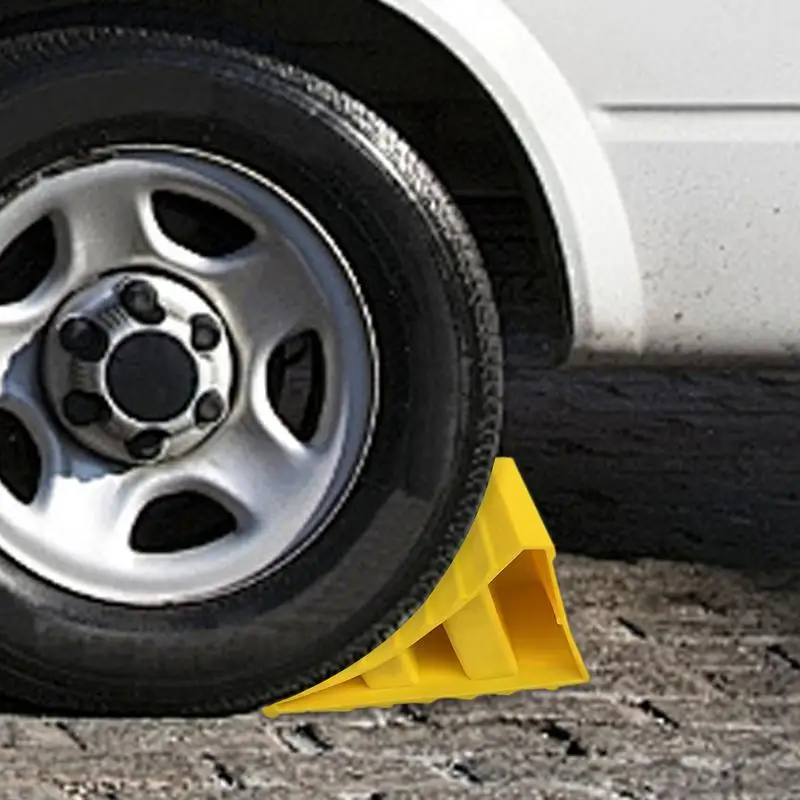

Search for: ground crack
xmin=704 ymin=670 xmax=732 ymax=692
xmin=617 ymin=617 xmax=648 ymax=640
xmin=539 ymin=720 xmax=589 ymax=757
xmin=434 ymin=758 xmax=484 ymax=786
xmin=52 ymin=720 xmax=88 ymax=751
xmin=396 ymin=704 xmax=440 ymax=728
xmin=635 ymin=699 xmax=680 ymax=731
xmin=274 ymin=722 xmax=333 ymax=755
xmin=767 ymin=644 xmax=800 ymax=670
xmin=202 ymin=752 xmax=247 ymax=791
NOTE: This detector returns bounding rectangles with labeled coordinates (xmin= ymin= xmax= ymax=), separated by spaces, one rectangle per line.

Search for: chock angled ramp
xmin=264 ymin=458 xmax=588 ymax=717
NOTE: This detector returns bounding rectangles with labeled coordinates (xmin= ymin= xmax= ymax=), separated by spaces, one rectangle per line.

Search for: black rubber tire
xmin=0 ymin=26 xmax=502 ymax=716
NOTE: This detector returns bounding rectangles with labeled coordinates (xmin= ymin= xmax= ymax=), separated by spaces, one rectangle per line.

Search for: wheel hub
xmin=106 ymin=332 xmax=199 ymax=422
xmin=42 ymin=271 xmax=235 ymax=465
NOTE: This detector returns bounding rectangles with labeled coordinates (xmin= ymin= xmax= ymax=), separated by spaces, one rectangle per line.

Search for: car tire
xmin=0 ymin=25 xmax=502 ymax=715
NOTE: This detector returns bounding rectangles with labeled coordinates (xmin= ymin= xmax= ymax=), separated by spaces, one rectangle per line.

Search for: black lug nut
xmin=190 ymin=314 xmax=222 ymax=353
xmin=120 ymin=280 xmax=166 ymax=325
xmin=125 ymin=429 xmax=167 ymax=461
xmin=62 ymin=391 xmax=110 ymax=427
xmin=58 ymin=317 xmax=109 ymax=362
xmin=195 ymin=391 xmax=225 ymax=426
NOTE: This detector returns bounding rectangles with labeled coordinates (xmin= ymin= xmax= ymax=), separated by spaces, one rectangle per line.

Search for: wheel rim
xmin=0 ymin=145 xmax=378 ymax=605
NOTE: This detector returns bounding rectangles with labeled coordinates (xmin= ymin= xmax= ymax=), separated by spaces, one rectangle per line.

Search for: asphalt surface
xmin=0 ymin=201 xmax=798 ymax=798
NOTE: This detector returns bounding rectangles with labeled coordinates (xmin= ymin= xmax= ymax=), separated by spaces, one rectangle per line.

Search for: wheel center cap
xmin=106 ymin=332 xmax=199 ymax=423
xmin=42 ymin=271 xmax=236 ymax=465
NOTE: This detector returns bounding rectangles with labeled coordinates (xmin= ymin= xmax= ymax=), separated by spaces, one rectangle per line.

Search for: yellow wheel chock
xmin=263 ymin=458 xmax=589 ymax=717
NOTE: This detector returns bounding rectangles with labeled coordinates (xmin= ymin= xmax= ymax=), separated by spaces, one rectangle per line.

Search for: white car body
xmin=385 ymin=0 xmax=798 ymax=366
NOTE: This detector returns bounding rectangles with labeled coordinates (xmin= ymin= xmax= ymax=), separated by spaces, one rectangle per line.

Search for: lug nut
xmin=190 ymin=314 xmax=222 ymax=353
xmin=125 ymin=430 xmax=167 ymax=461
xmin=195 ymin=391 xmax=225 ymax=426
xmin=62 ymin=391 xmax=110 ymax=427
xmin=58 ymin=317 xmax=109 ymax=362
xmin=120 ymin=280 xmax=165 ymax=325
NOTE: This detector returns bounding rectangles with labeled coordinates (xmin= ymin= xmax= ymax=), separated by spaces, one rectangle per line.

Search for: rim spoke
xmin=135 ymin=151 xmax=346 ymax=358
xmin=0 ymin=375 xmax=61 ymax=477
xmin=0 ymin=160 xmax=160 ymax=359
xmin=167 ymin=235 xmax=333 ymax=361
xmin=0 ymin=185 xmax=70 ymax=367
xmin=53 ymin=165 xmax=159 ymax=281
xmin=153 ymin=406 xmax=325 ymax=533
xmin=8 ymin=457 xmax=139 ymax=585
xmin=0 ymin=316 xmax=42 ymax=395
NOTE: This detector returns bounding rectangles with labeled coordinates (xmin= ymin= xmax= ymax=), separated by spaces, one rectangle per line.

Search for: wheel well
xmin=0 ymin=0 xmax=572 ymax=361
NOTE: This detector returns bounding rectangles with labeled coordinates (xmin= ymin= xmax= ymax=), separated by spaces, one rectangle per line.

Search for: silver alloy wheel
xmin=0 ymin=146 xmax=378 ymax=606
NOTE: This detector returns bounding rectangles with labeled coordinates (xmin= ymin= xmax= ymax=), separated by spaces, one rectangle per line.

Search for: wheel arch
xmin=376 ymin=0 xmax=645 ymax=363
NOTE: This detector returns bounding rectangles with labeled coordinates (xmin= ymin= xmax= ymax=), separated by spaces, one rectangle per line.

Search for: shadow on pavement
xmin=504 ymin=363 xmax=800 ymax=580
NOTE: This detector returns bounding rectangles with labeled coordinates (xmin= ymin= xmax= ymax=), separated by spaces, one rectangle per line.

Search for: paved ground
xmin=0 ymin=201 xmax=798 ymax=798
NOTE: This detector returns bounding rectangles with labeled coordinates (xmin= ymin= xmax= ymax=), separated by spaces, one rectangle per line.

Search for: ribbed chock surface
xmin=263 ymin=458 xmax=589 ymax=716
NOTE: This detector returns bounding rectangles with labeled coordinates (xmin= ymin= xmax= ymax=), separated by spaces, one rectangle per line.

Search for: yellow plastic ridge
xmin=263 ymin=458 xmax=589 ymax=717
